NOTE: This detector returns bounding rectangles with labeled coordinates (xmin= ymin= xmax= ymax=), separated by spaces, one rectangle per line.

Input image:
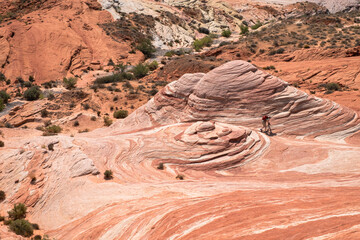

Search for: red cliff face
xmin=0 ymin=0 xmax=143 ymax=83
xmin=0 ymin=61 xmax=360 ymax=239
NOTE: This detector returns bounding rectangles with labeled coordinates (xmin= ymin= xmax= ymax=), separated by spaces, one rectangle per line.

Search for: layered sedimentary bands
xmin=1 ymin=61 xmax=360 ymax=239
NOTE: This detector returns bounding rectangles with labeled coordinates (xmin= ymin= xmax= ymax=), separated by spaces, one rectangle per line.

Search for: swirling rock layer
xmin=1 ymin=61 xmax=360 ymax=239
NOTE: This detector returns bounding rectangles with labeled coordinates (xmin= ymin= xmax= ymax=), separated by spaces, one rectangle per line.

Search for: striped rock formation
xmin=0 ymin=61 xmax=360 ymax=239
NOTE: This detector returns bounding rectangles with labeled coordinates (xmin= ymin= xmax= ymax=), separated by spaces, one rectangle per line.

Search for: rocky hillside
xmin=0 ymin=61 xmax=360 ymax=239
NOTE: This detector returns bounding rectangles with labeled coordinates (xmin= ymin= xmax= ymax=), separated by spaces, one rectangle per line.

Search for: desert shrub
xmin=40 ymin=109 xmax=49 ymax=118
xmin=33 ymin=235 xmax=42 ymax=240
xmin=221 ymin=29 xmax=232 ymax=38
xmin=91 ymin=116 xmax=96 ymax=121
xmin=176 ymin=174 xmax=184 ymax=180
xmin=30 ymin=177 xmax=36 ymax=185
xmin=0 ymin=216 xmax=4 ymax=221
xmin=83 ymin=103 xmax=90 ymax=110
xmin=32 ymin=223 xmax=39 ymax=230
xmin=198 ymin=27 xmax=210 ymax=34
xmin=28 ymin=76 xmax=35 ymax=82
xmin=132 ymin=63 xmax=149 ymax=79
xmin=0 ymin=98 xmax=4 ymax=112
xmin=63 ymin=77 xmax=77 ymax=90
xmin=104 ymin=170 xmax=113 ymax=180
xmin=0 ymin=72 xmax=5 ymax=81
xmin=43 ymin=125 xmax=61 ymax=136
xmin=149 ymin=89 xmax=158 ymax=96
xmin=9 ymin=219 xmax=33 ymax=237
xmin=148 ymin=61 xmax=158 ymax=71
xmin=325 ymin=82 xmax=341 ymax=91
xmin=136 ymin=39 xmax=156 ymax=59
xmin=263 ymin=65 xmax=276 ymax=70
xmin=48 ymin=143 xmax=54 ymax=151
xmin=240 ymin=24 xmax=249 ymax=35
xmin=94 ymin=72 xmax=133 ymax=84
xmin=24 ymin=86 xmax=41 ymax=101
xmin=103 ymin=116 xmax=112 ymax=126
xmin=0 ymin=190 xmax=5 ymax=202
xmin=0 ymin=90 xmax=10 ymax=103
xmin=24 ymin=81 xmax=32 ymax=88
xmin=0 ymin=140 xmax=4 ymax=147
xmin=73 ymin=120 xmax=79 ymax=127
xmin=165 ymin=51 xmax=175 ymax=57
xmin=193 ymin=36 xmax=213 ymax=51
xmin=157 ymin=163 xmax=164 ymax=170
xmin=251 ymin=21 xmax=263 ymax=30
xmin=8 ymin=203 xmax=27 ymax=220
xmin=113 ymin=110 xmax=128 ymax=119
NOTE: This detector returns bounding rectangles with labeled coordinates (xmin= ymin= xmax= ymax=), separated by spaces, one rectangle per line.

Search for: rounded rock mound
xmin=117 ymin=60 xmax=360 ymax=141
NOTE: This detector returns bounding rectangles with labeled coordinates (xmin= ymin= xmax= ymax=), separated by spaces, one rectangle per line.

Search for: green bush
xmin=325 ymin=82 xmax=341 ymax=91
xmin=240 ymin=24 xmax=249 ymax=35
xmin=0 ymin=72 xmax=6 ymax=81
xmin=104 ymin=170 xmax=113 ymax=180
xmin=148 ymin=61 xmax=158 ymax=71
xmin=43 ymin=125 xmax=62 ymax=136
xmin=136 ymin=39 xmax=156 ymax=59
xmin=251 ymin=21 xmax=263 ymax=30
xmin=198 ymin=27 xmax=210 ymax=34
xmin=0 ymin=90 xmax=10 ymax=103
xmin=9 ymin=219 xmax=33 ymax=237
xmin=132 ymin=63 xmax=149 ymax=79
xmin=0 ymin=190 xmax=5 ymax=202
xmin=8 ymin=203 xmax=27 ymax=220
xmin=94 ymin=72 xmax=133 ymax=84
xmin=113 ymin=110 xmax=128 ymax=119
xmin=103 ymin=116 xmax=112 ymax=127
xmin=0 ymin=98 xmax=4 ymax=112
xmin=24 ymin=86 xmax=41 ymax=101
xmin=193 ymin=36 xmax=213 ymax=51
xmin=221 ymin=29 xmax=232 ymax=38
xmin=63 ymin=77 xmax=77 ymax=90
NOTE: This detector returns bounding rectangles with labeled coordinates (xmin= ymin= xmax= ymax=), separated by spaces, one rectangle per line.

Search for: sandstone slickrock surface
xmin=0 ymin=0 xmax=142 ymax=83
xmin=1 ymin=61 xmax=360 ymax=239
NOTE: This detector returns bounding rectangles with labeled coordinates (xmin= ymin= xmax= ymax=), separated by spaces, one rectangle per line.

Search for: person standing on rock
xmin=261 ymin=115 xmax=271 ymax=133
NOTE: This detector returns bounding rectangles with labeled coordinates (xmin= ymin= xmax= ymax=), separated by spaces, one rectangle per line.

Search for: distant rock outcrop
xmin=119 ymin=60 xmax=360 ymax=141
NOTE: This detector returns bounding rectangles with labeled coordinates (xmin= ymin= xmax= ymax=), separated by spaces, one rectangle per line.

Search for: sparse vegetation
xmin=240 ymin=24 xmax=249 ymax=35
xmin=43 ymin=125 xmax=62 ymax=136
xmin=0 ymin=140 xmax=4 ymax=147
xmin=40 ymin=109 xmax=49 ymax=118
xmin=221 ymin=29 xmax=232 ymax=38
xmin=8 ymin=203 xmax=27 ymax=221
xmin=113 ymin=110 xmax=128 ymax=119
xmin=103 ymin=116 xmax=113 ymax=126
xmin=9 ymin=219 xmax=33 ymax=237
xmin=176 ymin=174 xmax=184 ymax=180
xmin=63 ymin=77 xmax=77 ymax=90
xmin=148 ymin=61 xmax=159 ymax=71
xmin=0 ymin=90 xmax=11 ymax=104
xmin=251 ymin=21 xmax=263 ymax=30
xmin=24 ymin=86 xmax=41 ymax=101
xmin=193 ymin=36 xmax=213 ymax=51
xmin=104 ymin=170 xmax=113 ymax=180
xmin=136 ymin=38 xmax=156 ymax=59
xmin=132 ymin=63 xmax=149 ymax=79
xmin=0 ymin=190 xmax=5 ymax=202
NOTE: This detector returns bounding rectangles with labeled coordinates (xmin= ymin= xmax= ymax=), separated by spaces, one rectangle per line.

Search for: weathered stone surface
xmin=0 ymin=61 xmax=359 ymax=239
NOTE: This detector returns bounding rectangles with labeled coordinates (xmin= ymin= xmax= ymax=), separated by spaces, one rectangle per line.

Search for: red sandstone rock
xmin=0 ymin=61 xmax=359 ymax=239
